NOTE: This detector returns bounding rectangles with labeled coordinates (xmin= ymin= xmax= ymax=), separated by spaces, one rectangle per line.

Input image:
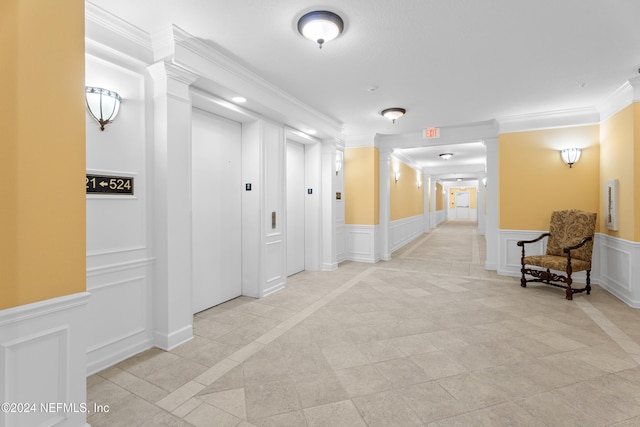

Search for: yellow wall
xmin=345 ymin=147 xmax=379 ymax=225
xmin=448 ymin=187 xmax=477 ymax=209
xmin=500 ymin=125 xmax=600 ymax=231
xmin=600 ymin=104 xmax=637 ymax=241
xmin=0 ymin=0 xmax=86 ymax=310
xmin=390 ymin=159 xmax=424 ymax=221
xmin=435 ymin=182 xmax=444 ymax=210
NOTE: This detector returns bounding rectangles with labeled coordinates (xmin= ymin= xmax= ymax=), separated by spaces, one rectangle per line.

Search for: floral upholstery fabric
xmin=523 ymin=255 xmax=592 ymax=272
xmin=545 ymin=209 xmax=597 ymax=262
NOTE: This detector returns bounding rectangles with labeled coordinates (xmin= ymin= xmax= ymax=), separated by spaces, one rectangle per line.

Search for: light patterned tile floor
xmin=87 ymin=220 xmax=640 ymax=426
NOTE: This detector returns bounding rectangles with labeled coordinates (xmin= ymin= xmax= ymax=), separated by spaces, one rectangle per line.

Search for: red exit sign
xmin=422 ymin=127 xmax=440 ymax=139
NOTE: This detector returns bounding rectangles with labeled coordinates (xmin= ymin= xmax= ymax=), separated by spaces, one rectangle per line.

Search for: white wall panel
xmin=344 ymin=225 xmax=378 ymax=263
xmin=336 ymin=221 xmax=346 ymax=263
xmin=0 ymin=293 xmax=89 ymax=427
xmin=263 ymin=122 xmax=286 ymax=295
xmin=86 ymin=47 xmax=152 ymax=371
xmin=390 ymin=215 xmax=424 ymax=253
xmin=598 ymin=234 xmax=640 ymax=307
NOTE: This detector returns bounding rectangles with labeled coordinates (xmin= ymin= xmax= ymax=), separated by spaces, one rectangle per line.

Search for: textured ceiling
xmin=90 ymin=0 xmax=640 ymax=178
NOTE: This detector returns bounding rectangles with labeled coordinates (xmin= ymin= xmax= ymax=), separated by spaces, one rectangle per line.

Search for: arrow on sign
xmin=100 ymin=181 xmax=108 ymax=187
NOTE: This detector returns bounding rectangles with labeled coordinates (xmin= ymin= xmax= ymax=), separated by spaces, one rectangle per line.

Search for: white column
xmin=422 ymin=173 xmax=430 ymax=233
xmin=148 ymin=61 xmax=198 ymax=350
xmin=477 ymin=178 xmax=486 ymax=235
xmin=484 ymin=138 xmax=499 ymax=270
xmin=321 ymin=140 xmax=338 ymax=270
xmin=378 ymin=148 xmax=392 ymax=261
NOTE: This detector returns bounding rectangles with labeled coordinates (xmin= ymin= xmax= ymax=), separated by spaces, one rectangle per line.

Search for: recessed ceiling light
xmin=231 ymin=96 xmax=246 ymax=103
xmin=439 ymin=153 xmax=453 ymax=160
xmin=306 ymin=129 xmax=317 ymax=135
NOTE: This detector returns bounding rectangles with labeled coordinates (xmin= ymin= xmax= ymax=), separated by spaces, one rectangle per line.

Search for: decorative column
xmin=321 ymin=139 xmax=339 ymax=270
xmin=148 ymin=60 xmax=198 ymax=350
xmin=484 ymin=138 xmax=499 ymax=270
xmin=378 ymin=148 xmax=392 ymax=261
xmin=422 ymin=173 xmax=431 ymax=233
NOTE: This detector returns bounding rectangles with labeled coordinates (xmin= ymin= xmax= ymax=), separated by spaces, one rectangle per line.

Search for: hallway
xmin=87 ymin=221 xmax=640 ymax=426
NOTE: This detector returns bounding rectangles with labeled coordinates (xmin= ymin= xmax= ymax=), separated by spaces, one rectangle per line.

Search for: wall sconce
xmin=417 ymin=179 xmax=422 ymax=189
xmin=85 ymin=86 xmax=121 ymax=131
xmin=297 ymin=10 xmax=344 ymax=49
xmin=381 ymin=108 xmax=406 ymax=124
xmin=394 ymin=171 xmax=400 ymax=183
xmin=560 ymin=148 xmax=581 ymax=168
xmin=482 ymin=177 xmax=487 ymax=187
xmin=335 ymin=152 xmax=343 ymax=175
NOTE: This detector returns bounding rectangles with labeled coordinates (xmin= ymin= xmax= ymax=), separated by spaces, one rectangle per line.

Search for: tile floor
xmin=87 ymin=220 xmax=640 ymax=426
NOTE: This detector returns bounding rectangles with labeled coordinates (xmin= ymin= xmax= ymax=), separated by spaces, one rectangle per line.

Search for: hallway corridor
xmin=87 ymin=221 xmax=640 ymax=426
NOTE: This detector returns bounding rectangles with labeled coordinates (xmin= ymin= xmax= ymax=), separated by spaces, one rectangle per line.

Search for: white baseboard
xmin=153 ymin=324 xmax=193 ymax=351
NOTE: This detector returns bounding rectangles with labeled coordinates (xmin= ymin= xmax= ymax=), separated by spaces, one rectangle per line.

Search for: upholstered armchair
xmin=517 ymin=209 xmax=597 ymax=300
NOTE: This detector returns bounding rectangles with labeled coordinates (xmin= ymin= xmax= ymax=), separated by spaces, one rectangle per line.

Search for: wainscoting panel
xmin=0 ymin=293 xmax=90 ymax=427
xmin=86 ymin=264 xmax=153 ymax=374
xmin=598 ymin=233 xmax=640 ymax=307
xmin=390 ymin=215 xmax=425 ymax=253
xmin=265 ymin=238 xmax=285 ymax=297
xmin=344 ymin=225 xmax=378 ymax=263
xmin=336 ymin=220 xmax=346 ymax=264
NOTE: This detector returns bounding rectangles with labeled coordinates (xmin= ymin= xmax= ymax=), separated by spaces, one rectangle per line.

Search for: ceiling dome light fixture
xmin=381 ymin=108 xmax=406 ymax=124
xmin=439 ymin=153 xmax=453 ymax=160
xmin=297 ymin=10 xmax=344 ymax=49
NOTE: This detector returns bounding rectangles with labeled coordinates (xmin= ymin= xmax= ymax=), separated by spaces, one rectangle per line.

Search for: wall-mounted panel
xmin=598 ymin=234 xmax=640 ymax=307
xmin=344 ymin=225 xmax=378 ymax=263
xmin=263 ymin=122 xmax=286 ymax=295
xmin=0 ymin=293 xmax=89 ymax=427
xmin=85 ymin=48 xmax=151 ymax=374
xmin=390 ymin=215 xmax=424 ymax=253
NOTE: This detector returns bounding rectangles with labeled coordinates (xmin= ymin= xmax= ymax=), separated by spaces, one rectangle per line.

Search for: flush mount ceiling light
xmin=560 ymin=148 xmax=582 ymax=168
xmin=85 ymin=87 xmax=121 ymax=131
xmin=297 ymin=10 xmax=344 ymax=49
xmin=381 ymin=108 xmax=406 ymax=124
xmin=439 ymin=153 xmax=453 ymax=160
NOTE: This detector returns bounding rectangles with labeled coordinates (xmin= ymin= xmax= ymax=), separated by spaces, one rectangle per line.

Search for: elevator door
xmin=191 ymin=109 xmax=242 ymax=313
xmin=286 ymin=141 xmax=305 ymax=276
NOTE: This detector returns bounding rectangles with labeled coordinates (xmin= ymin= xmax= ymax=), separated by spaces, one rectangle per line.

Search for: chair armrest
xmin=517 ymin=233 xmax=550 ymax=247
xmin=563 ymin=237 xmax=593 ymax=253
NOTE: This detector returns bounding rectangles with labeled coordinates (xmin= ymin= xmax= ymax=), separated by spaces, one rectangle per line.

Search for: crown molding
xmin=151 ymin=25 xmax=343 ymax=139
xmin=598 ymin=81 xmax=635 ymax=123
xmin=85 ymin=2 xmax=153 ymax=64
xmin=497 ymin=107 xmax=599 ymax=134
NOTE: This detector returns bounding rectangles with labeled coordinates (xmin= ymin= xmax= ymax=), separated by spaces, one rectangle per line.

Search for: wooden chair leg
xmin=586 ymin=270 xmax=592 ymax=295
xmin=520 ymin=266 xmax=527 ymax=288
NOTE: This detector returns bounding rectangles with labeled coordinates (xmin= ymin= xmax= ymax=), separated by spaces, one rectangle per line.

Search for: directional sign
xmin=86 ymin=174 xmax=134 ymax=195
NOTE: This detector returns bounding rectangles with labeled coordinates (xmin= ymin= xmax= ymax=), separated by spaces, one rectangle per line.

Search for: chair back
xmin=546 ymin=209 xmax=597 ymax=261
